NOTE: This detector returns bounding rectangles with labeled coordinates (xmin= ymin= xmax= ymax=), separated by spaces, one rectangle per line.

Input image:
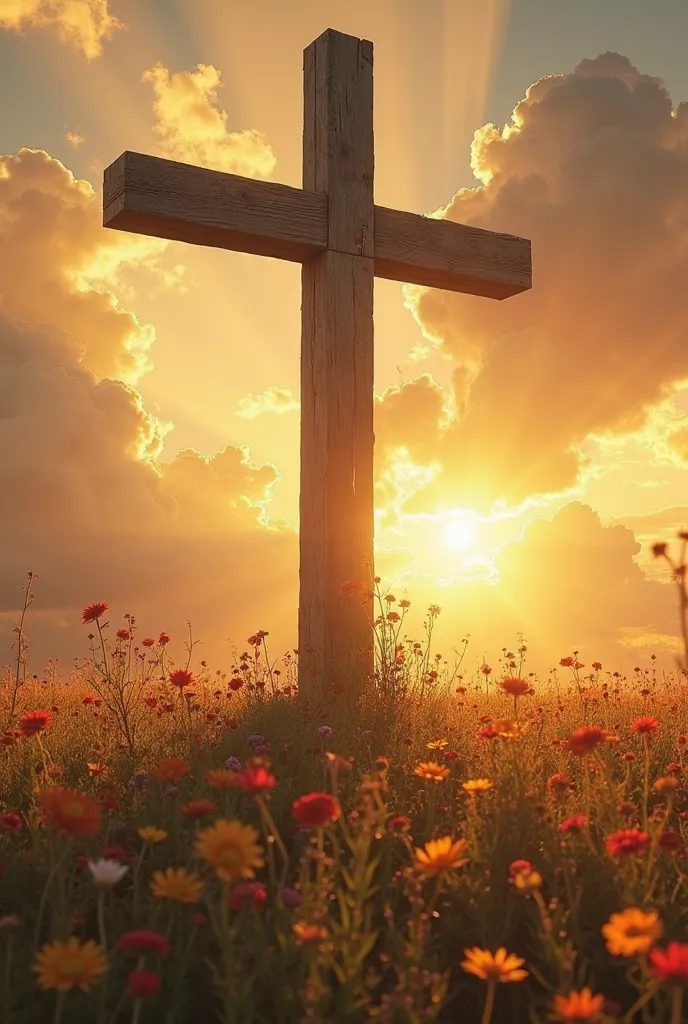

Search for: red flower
xmin=339 ymin=580 xmax=368 ymax=596
xmin=100 ymin=845 xmax=128 ymax=863
xmin=499 ymin=677 xmax=531 ymax=697
xmin=158 ymin=632 xmax=171 ymax=646
xmin=566 ymin=726 xmax=607 ymax=757
xmin=142 ymin=637 xmax=156 ymax=648
xmin=477 ymin=726 xmax=498 ymax=740
xmin=388 ymin=815 xmax=412 ymax=833
xmin=127 ymin=969 xmax=162 ymax=998
xmin=605 ymin=828 xmax=651 ymax=858
xmin=631 ymin=717 xmax=659 ymax=735
xmin=227 ymin=882 xmax=267 ymax=911
xmin=558 ymin=814 xmax=589 ymax=834
xmin=292 ymin=792 xmax=341 ymax=828
xmin=82 ymin=602 xmax=108 ymax=624
xmin=117 ymin=629 xmax=130 ymax=641
xmin=547 ymin=773 xmax=573 ymax=793
xmin=667 ymin=763 xmax=683 ymax=775
xmin=117 ymin=930 xmax=171 ymax=957
xmin=559 ymin=656 xmax=575 ymax=667
xmin=592 ymin=661 xmax=602 ymax=670
xmin=18 ymin=710 xmax=52 ymax=736
xmin=508 ymin=859 xmax=532 ymax=878
xmin=649 ymin=943 xmax=688 ymax=984
xmin=238 ymin=768 xmax=276 ymax=794
xmin=182 ymin=799 xmax=217 ymax=818
xmin=228 ymin=677 xmax=244 ymax=691
xmin=659 ymin=828 xmax=682 ymax=852
xmin=169 ymin=669 xmax=194 ymax=689
xmin=0 ymin=812 xmax=23 ymax=832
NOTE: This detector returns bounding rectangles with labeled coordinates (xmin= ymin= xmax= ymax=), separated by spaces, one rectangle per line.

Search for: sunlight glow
xmin=444 ymin=517 xmax=477 ymax=551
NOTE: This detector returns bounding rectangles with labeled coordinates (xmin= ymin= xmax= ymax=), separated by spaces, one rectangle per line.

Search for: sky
xmin=0 ymin=0 xmax=687 ymax=679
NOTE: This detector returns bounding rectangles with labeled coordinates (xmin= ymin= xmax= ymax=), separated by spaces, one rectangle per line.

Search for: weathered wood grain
xmin=374 ymin=205 xmax=532 ymax=299
xmin=103 ymin=151 xmax=328 ymax=262
xmin=300 ymin=29 xmax=375 ymax=694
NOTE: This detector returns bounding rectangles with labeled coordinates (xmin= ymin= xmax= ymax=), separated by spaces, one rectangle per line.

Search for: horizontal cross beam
xmin=103 ymin=151 xmax=531 ymax=299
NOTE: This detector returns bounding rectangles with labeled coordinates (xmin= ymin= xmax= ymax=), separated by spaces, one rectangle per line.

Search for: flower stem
xmin=481 ymin=979 xmax=496 ymax=1024
xmin=97 ymin=890 xmax=107 ymax=953
xmin=671 ymin=986 xmax=683 ymax=1024
xmin=52 ymin=991 xmax=66 ymax=1024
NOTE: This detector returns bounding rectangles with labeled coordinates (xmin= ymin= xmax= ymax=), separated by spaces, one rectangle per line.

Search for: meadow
xmin=0 ymin=536 xmax=687 ymax=1024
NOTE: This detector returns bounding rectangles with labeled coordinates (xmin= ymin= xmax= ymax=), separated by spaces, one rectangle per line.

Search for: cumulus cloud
xmin=142 ymin=63 xmax=277 ymax=178
xmin=0 ymin=148 xmax=185 ymax=384
xmin=385 ymin=52 xmax=688 ymax=514
xmin=0 ymin=0 xmax=123 ymax=59
xmin=236 ymin=386 xmax=299 ymax=419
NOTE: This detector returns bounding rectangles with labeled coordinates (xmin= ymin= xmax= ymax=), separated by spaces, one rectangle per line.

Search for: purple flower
xmin=164 ymin=785 xmax=179 ymax=799
xmin=224 ymin=756 xmax=242 ymax=772
xmin=248 ymin=734 xmax=266 ymax=747
xmin=280 ymin=886 xmax=302 ymax=908
xmin=129 ymin=771 xmax=149 ymax=791
xmin=316 ymin=725 xmax=333 ymax=740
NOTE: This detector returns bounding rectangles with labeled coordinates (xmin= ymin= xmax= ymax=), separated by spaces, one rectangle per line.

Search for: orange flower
xmin=237 ymin=768 xmax=277 ymax=794
xmin=566 ymin=726 xmax=607 ymax=757
xmin=549 ymin=987 xmax=605 ymax=1022
xmin=206 ymin=768 xmax=240 ymax=790
xmin=602 ymin=908 xmax=662 ymax=957
xmin=412 ymin=837 xmax=469 ymax=877
xmin=293 ymin=921 xmax=328 ymax=943
xmin=461 ymin=947 xmax=528 ymax=983
xmin=414 ymin=762 xmax=449 ymax=782
xmin=462 ymin=779 xmax=493 ymax=795
xmin=499 ymin=677 xmax=530 ymax=697
xmin=654 ymin=776 xmax=679 ymax=794
xmin=39 ymin=787 xmax=101 ymax=837
xmin=154 ymin=758 xmax=190 ymax=783
xmin=195 ymin=819 xmax=264 ymax=882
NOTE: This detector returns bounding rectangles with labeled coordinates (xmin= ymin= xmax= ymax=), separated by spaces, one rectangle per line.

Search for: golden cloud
xmin=142 ymin=63 xmax=277 ymax=178
xmin=0 ymin=0 xmax=123 ymax=59
xmin=388 ymin=53 xmax=688 ymax=514
xmin=236 ymin=386 xmax=299 ymax=419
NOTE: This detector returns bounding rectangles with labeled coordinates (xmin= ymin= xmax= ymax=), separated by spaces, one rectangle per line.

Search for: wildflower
xmin=592 ymin=661 xmax=602 ymax=671
xmin=654 ymin=776 xmax=679 ymax=794
xmin=151 ymin=867 xmax=203 ymax=903
xmin=142 ymin=637 xmax=156 ymax=648
xmin=549 ymin=987 xmax=605 ymax=1022
xmin=414 ymin=761 xmax=450 ymax=782
xmin=281 ymin=886 xmax=302 ymax=907
xmin=478 ymin=725 xmax=498 ymax=740
xmin=427 ymin=739 xmax=448 ymax=750
xmin=87 ymin=859 xmax=128 ymax=888
xmin=316 ymin=725 xmax=333 ymax=740
xmin=18 ymin=710 xmax=52 ymax=736
xmin=508 ymin=859 xmax=533 ymax=878
xmin=137 ymin=826 xmax=168 ymax=844
xmin=547 ymin=773 xmax=574 ymax=795
xmin=182 ymin=799 xmax=217 ymax=818
xmin=605 ymin=828 xmax=651 ymax=858
xmin=0 ymin=812 xmax=23 ymax=832
xmin=461 ymin=947 xmax=528 ymax=983
xmin=292 ymin=793 xmax=341 ymax=828
xmin=659 ymin=828 xmax=682 ymax=852
xmin=158 ymin=632 xmax=171 ymax=645
xmin=602 ymin=908 xmax=662 ymax=957
xmin=566 ymin=726 xmax=607 ymax=756
xmin=560 ymin=657 xmax=575 ymax=667
xmin=512 ymin=869 xmax=542 ymax=894
xmin=116 ymin=629 xmax=130 ymax=641
xmin=499 ymin=677 xmax=530 ymax=697
xmin=33 ymin=937 xmax=107 ymax=991
xmin=127 ymin=969 xmax=161 ymax=998
xmin=195 ymin=819 xmax=264 ymax=882
xmin=169 ymin=669 xmax=194 ymax=689
xmin=648 ymin=942 xmax=688 ymax=983
xmin=463 ymin=778 xmax=493 ymax=795
xmin=651 ymin=542 xmax=668 ymax=558
xmin=631 ymin=717 xmax=659 ymax=735
xmin=237 ymin=767 xmax=277 ymax=794
xmin=100 ymin=845 xmax=128 ymax=863
xmin=667 ymin=762 xmax=683 ymax=775
xmin=480 ymin=664 xmax=492 ymax=676
xmin=207 ymin=768 xmax=240 ymax=790
xmin=558 ymin=814 xmax=589 ymax=834
xmin=412 ymin=836 xmax=469 ymax=877
xmin=492 ymin=719 xmax=528 ymax=739
xmin=154 ymin=758 xmax=190 ymax=783
xmin=388 ymin=815 xmax=412 ymax=833
xmin=116 ymin=930 xmax=170 ymax=957
xmin=293 ymin=921 xmax=328 ymax=943
xmin=82 ymin=602 xmax=108 ymax=624
xmin=39 ymin=787 xmax=101 ymax=837
xmin=227 ymin=882 xmax=268 ymax=911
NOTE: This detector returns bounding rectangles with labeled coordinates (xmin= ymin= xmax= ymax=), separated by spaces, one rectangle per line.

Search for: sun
xmin=444 ymin=517 xmax=477 ymax=551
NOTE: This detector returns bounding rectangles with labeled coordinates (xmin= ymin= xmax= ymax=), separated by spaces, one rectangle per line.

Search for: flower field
xmin=1 ymin=554 xmax=688 ymax=1023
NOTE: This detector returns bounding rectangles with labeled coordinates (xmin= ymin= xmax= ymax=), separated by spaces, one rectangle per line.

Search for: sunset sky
xmin=0 ymin=0 xmax=687 ymax=678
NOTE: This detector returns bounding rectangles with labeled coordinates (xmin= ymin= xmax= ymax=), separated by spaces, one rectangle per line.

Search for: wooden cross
xmin=102 ymin=27 xmax=531 ymax=696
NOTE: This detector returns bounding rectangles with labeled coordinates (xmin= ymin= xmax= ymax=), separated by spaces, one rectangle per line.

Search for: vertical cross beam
xmin=299 ymin=30 xmax=375 ymax=695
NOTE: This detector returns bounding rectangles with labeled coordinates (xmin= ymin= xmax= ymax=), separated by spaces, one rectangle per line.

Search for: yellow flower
xmin=138 ymin=826 xmax=168 ymax=844
xmin=549 ymin=987 xmax=605 ymax=1022
xmin=427 ymin=739 xmax=448 ymax=750
xmin=602 ymin=907 xmax=663 ymax=957
xmin=492 ymin=719 xmax=528 ymax=739
xmin=414 ymin=761 xmax=449 ymax=782
xmin=512 ymin=869 xmax=543 ymax=894
xmin=33 ymin=937 xmax=107 ymax=992
xmin=413 ymin=836 xmax=470 ymax=877
xmin=151 ymin=867 xmax=204 ymax=903
xmin=462 ymin=779 xmax=493 ymax=794
xmin=195 ymin=818 xmax=264 ymax=882
xmin=461 ymin=947 xmax=528 ymax=983
xmin=206 ymin=768 xmax=240 ymax=790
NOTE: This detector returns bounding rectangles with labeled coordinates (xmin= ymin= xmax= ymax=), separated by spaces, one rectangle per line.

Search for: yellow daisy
xmin=461 ymin=946 xmax=528 ymax=983
xmin=413 ymin=836 xmax=469 ymax=877
xmin=151 ymin=867 xmax=204 ymax=903
xmin=33 ymin=937 xmax=107 ymax=992
xmin=138 ymin=826 xmax=168 ymax=844
xmin=195 ymin=818 xmax=264 ymax=882
xmin=602 ymin=907 xmax=663 ymax=957
xmin=414 ymin=761 xmax=450 ymax=782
